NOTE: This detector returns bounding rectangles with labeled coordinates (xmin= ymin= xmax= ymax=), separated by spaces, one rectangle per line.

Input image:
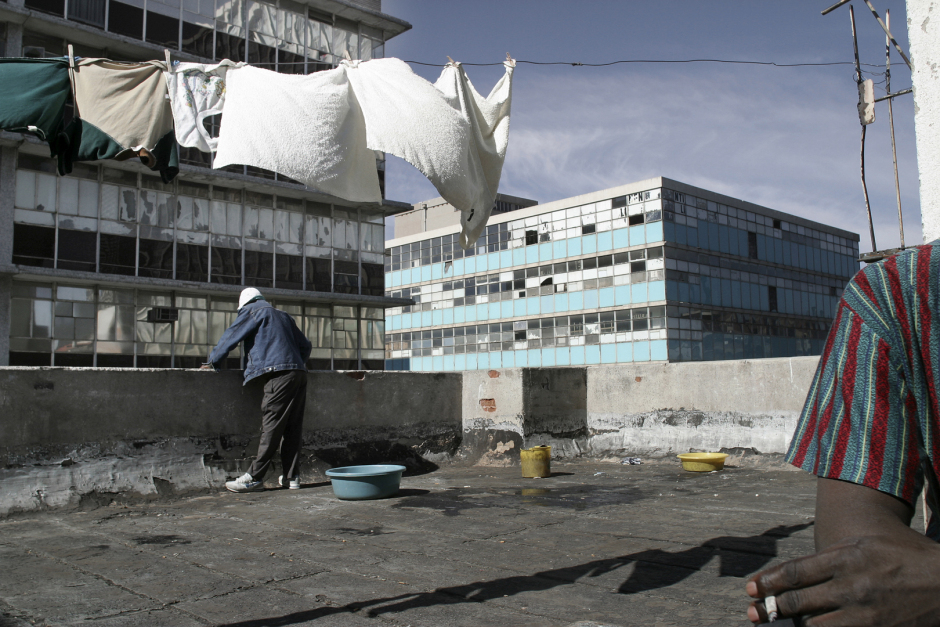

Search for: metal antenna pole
xmin=851 ymin=5 xmax=878 ymax=253
xmin=886 ymin=10 xmax=905 ymax=249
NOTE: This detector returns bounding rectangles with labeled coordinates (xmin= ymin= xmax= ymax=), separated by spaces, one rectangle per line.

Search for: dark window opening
xmin=146 ymin=11 xmax=179 ymax=48
xmin=748 ymin=231 xmax=758 ymax=259
xmin=612 ymin=195 xmax=627 ymax=208
xmin=277 ymin=49 xmax=305 ymax=75
xmin=768 ymin=286 xmax=778 ymax=312
xmin=773 ymin=219 xmax=781 ymax=229
xmin=25 ymin=0 xmax=64 ymax=17
xmin=99 ymin=233 xmax=136 ymax=276
xmin=13 ymin=224 xmax=55 ymax=267
xmin=108 ymin=1 xmax=143 ymax=39
xmin=173 ymin=356 xmax=205 ymax=369
xmin=9 ymin=352 xmax=51 ymax=366
xmin=54 ymin=353 xmax=93 ymax=367
xmin=360 ymin=263 xmax=384 ymax=296
xmin=598 ymin=255 xmax=613 ymax=268
xmin=581 ymin=223 xmax=596 ymax=235
xmin=305 ymin=258 xmax=331 ymax=292
xmin=136 ymin=355 xmax=171 ymax=368
xmin=211 ymin=246 xmax=242 ymax=284
xmin=275 ymin=254 xmax=303 ymax=290
xmin=97 ymin=354 xmax=134 ymax=368
xmin=628 ymin=214 xmax=645 ymax=226
xmin=215 ymin=32 xmax=245 ymax=63
xmin=57 ymin=229 xmax=97 ymax=272
xmin=181 ymin=21 xmax=213 ymax=57
xmin=334 ymin=260 xmax=359 ymax=295
xmin=68 ymin=0 xmax=105 ymax=27
xmin=244 ymin=250 xmax=273 ymax=288
xmin=525 ymin=230 xmax=538 ymax=246
xmin=138 ymin=238 xmax=173 ymax=279
xmin=245 ymin=165 xmax=277 ymax=180
xmin=248 ymin=40 xmax=276 ymax=66
xmin=175 ymin=243 xmax=208 ymax=282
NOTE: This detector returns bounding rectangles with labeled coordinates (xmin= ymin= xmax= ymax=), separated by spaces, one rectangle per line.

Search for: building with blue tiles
xmin=383 ymin=177 xmax=860 ymax=372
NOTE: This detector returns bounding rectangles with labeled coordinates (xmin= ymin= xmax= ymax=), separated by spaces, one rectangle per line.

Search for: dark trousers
xmin=248 ymin=370 xmax=307 ymax=481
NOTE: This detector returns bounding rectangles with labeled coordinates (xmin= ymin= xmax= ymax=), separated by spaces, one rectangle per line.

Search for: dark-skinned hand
xmin=745 ymin=479 xmax=940 ymax=626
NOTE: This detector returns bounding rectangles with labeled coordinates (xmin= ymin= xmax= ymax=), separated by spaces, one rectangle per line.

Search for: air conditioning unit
xmin=146 ymin=307 xmax=179 ymax=323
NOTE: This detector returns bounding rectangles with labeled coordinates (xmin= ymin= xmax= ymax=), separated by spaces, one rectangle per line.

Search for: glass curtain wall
xmin=10 ymin=281 xmax=383 ymax=369
xmin=12 ymin=153 xmax=385 ymax=297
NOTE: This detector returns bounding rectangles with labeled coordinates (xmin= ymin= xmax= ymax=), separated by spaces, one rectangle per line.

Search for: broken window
xmin=138 ymin=238 xmax=174 ymax=279
xmin=333 ymin=260 xmax=358 ymax=294
xmin=57 ymin=229 xmax=97 ymax=272
xmin=244 ymin=250 xmax=274 ymax=288
xmin=175 ymin=244 xmax=208 ymax=283
xmin=108 ymin=1 xmax=144 ymax=39
xmin=99 ymin=233 xmax=137 ymax=276
xmin=13 ymin=224 xmax=55 ymax=267
xmin=276 ymin=254 xmax=304 ymax=290
xmin=211 ymin=246 xmax=242 ymax=284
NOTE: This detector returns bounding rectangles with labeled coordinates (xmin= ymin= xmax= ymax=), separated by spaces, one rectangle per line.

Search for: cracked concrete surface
xmin=0 ymin=458 xmax=822 ymax=627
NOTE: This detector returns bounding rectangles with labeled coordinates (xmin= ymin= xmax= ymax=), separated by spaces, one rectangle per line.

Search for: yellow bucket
xmin=520 ymin=445 xmax=552 ymax=478
xmin=677 ymin=452 xmax=729 ymax=472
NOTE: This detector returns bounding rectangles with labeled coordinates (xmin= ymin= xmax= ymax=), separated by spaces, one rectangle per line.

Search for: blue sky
xmin=380 ymin=1 xmax=919 ymax=253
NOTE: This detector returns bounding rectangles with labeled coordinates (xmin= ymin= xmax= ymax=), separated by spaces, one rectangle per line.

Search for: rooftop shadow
xmin=219 ymin=522 xmax=812 ymax=627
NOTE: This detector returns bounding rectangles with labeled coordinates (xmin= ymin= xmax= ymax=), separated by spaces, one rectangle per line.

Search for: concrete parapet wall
xmin=582 ymin=358 xmax=817 ymax=457
xmin=0 ymin=358 xmax=818 ymax=514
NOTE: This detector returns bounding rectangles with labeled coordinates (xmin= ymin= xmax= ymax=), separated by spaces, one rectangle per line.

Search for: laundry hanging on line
xmin=0 ymin=56 xmax=178 ymax=182
xmin=183 ymin=56 xmax=515 ymax=249
xmin=62 ymin=58 xmax=179 ymax=183
xmin=0 ymin=54 xmax=516 ymax=248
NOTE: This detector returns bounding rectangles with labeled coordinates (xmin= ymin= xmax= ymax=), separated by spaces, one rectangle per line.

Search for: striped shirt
xmin=787 ymin=242 xmax=940 ymax=539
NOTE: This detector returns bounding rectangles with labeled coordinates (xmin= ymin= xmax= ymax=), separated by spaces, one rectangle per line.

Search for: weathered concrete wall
xmin=0 ymin=359 xmax=818 ymax=515
xmin=908 ymin=0 xmax=940 ymax=241
xmin=583 ymin=358 xmax=818 ymax=457
xmin=459 ymin=368 xmax=525 ymax=464
xmin=0 ymin=368 xmax=462 ymax=515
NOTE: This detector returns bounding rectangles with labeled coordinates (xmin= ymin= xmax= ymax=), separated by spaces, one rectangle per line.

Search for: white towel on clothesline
xmin=213 ymin=63 xmax=381 ymax=203
xmin=208 ymin=57 xmax=515 ymax=247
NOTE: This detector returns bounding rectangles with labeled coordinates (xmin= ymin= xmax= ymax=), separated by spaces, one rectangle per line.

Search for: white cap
xmin=238 ymin=287 xmax=265 ymax=310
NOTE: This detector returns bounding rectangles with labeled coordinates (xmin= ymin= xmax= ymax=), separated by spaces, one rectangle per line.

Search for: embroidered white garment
xmin=212 ymin=57 xmax=515 ymax=243
xmin=165 ymin=60 xmax=242 ymax=153
xmin=213 ymin=63 xmax=381 ymax=203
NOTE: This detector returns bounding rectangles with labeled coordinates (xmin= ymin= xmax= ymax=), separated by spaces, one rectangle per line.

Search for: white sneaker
xmin=226 ymin=473 xmax=264 ymax=493
xmin=279 ymin=475 xmax=300 ymax=490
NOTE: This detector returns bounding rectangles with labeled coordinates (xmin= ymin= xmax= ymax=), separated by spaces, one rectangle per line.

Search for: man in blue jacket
xmin=202 ymin=288 xmax=312 ymax=493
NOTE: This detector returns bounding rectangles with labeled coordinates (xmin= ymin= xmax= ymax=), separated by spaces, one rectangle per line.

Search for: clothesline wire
xmin=404 ymin=58 xmax=889 ymax=69
xmin=226 ymin=58 xmax=889 ymax=69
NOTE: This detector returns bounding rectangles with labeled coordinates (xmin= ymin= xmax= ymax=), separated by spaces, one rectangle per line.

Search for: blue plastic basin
xmin=325 ymin=465 xmax=406 ymax=500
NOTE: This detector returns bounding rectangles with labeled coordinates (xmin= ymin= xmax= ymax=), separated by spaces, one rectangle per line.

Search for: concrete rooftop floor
xmin=0 ymin=459 xmax=819 ymax=627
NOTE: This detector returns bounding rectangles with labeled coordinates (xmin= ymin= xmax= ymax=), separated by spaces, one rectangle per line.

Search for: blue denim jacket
xmin=206 ymin=301 xmax=312 ymax=384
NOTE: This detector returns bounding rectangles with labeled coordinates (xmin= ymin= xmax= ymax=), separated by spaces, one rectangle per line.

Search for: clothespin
xmin=67 ymin=44 xmax=75 ymax=69
xmin=447 ymin=56 xmax=455 ymax=65
xmin=165 ymin=49 xmax=173 ymax=73
xmin=343 ymin=48 xmax=352 ymax=61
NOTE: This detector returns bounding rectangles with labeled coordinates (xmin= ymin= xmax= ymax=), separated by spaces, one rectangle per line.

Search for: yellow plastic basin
xmin=677 ymin=452 xmax=729 ymax=472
